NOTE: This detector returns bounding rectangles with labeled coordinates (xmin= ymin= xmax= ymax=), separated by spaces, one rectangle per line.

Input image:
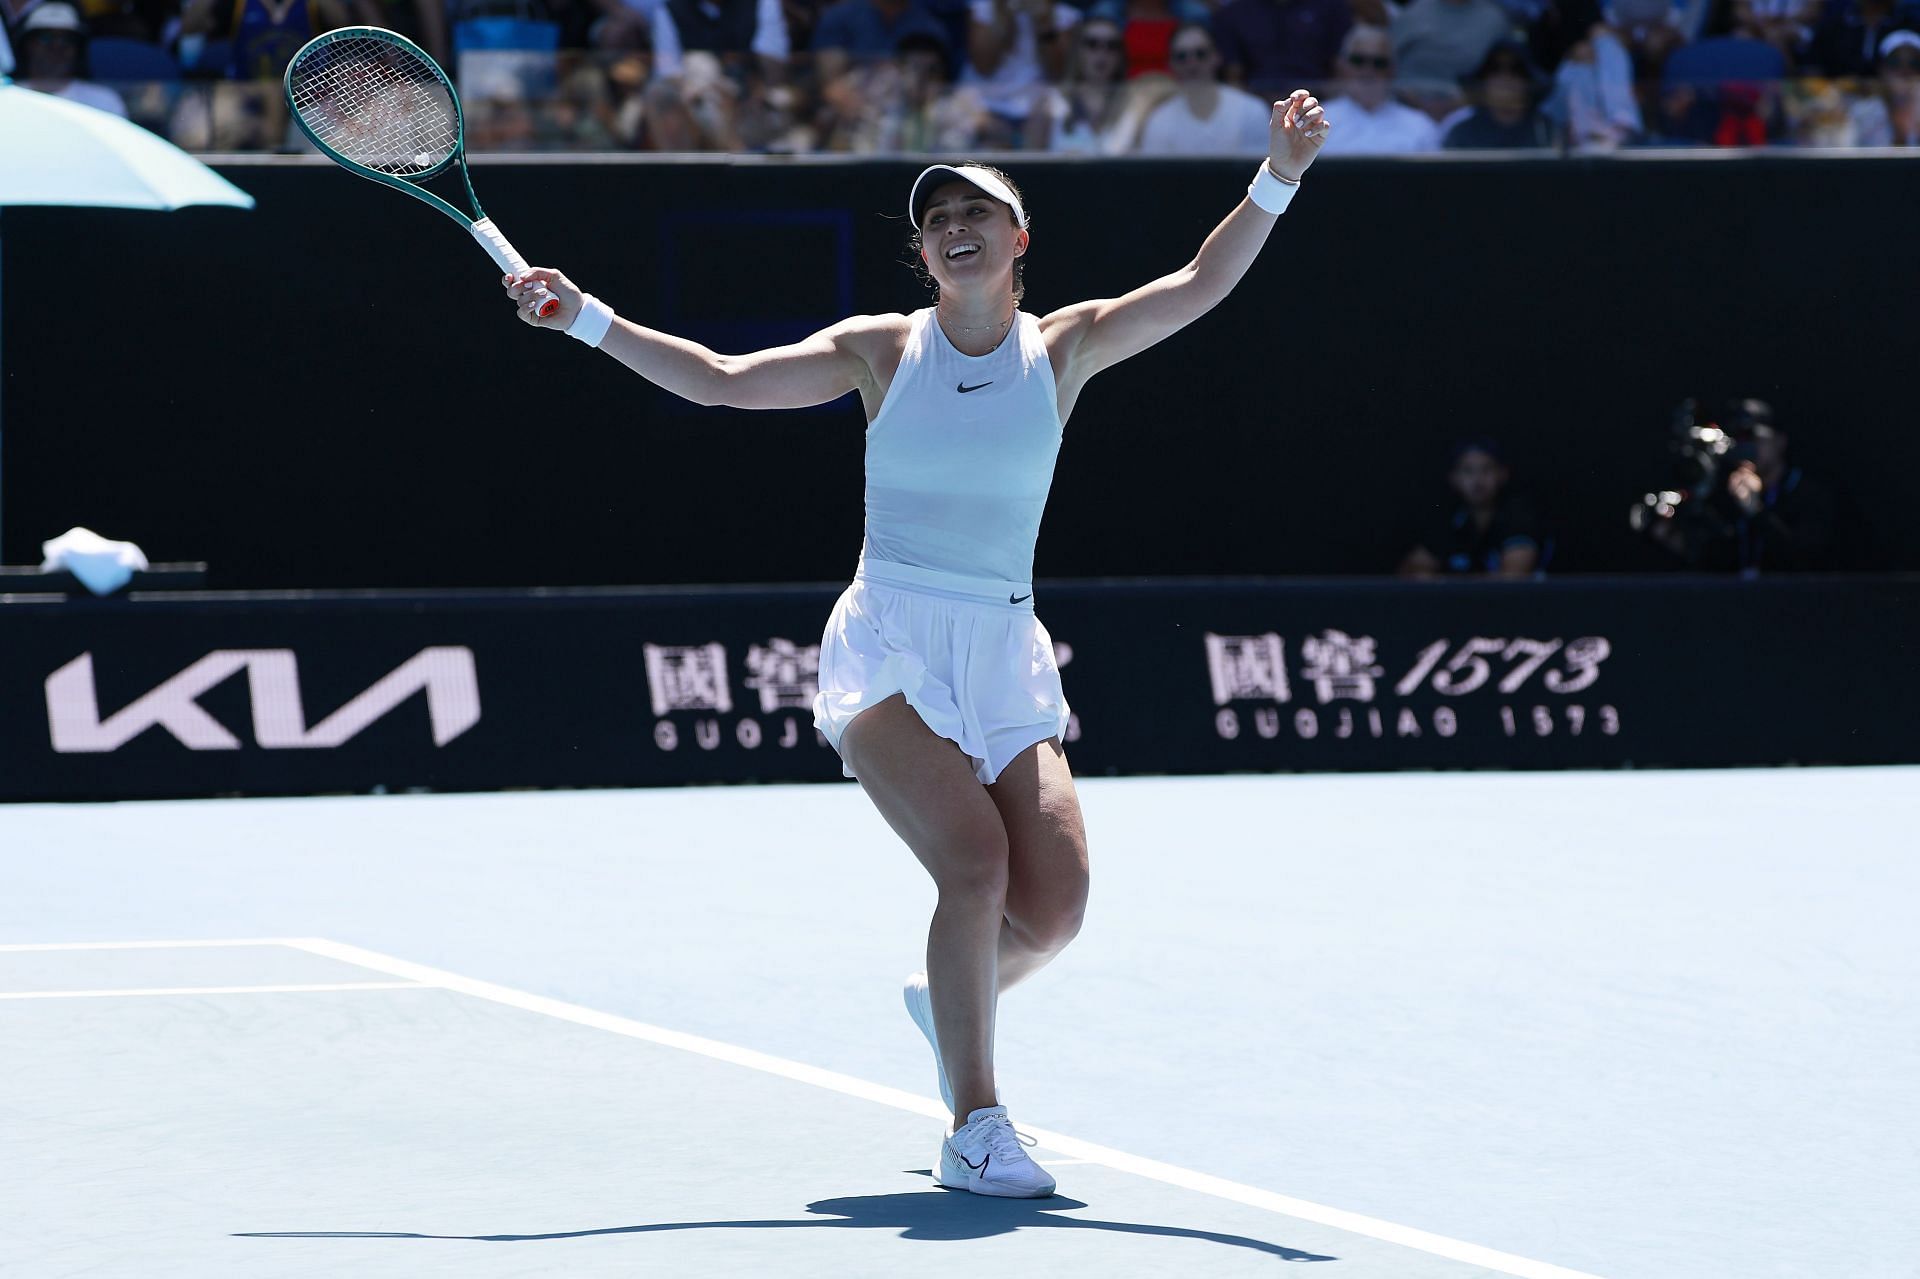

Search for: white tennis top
xmin=861 ymin=307 xmax=1064 ymax=585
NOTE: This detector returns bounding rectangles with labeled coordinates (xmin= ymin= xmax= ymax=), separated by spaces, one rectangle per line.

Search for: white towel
xmin=40 ymin=526 xmax=150 ymax=595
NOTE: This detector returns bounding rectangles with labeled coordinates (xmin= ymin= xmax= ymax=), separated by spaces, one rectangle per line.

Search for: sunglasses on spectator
xmin=1346 ymin=53 xmax=1392 ymax=69
xmin=1887 ymin=53 xmax=1920 ymax=70
xmin=1171 ymin=45 xmax=1214 ymax=60
xmin=1081 ymin=35 xmax=1122 ymax=50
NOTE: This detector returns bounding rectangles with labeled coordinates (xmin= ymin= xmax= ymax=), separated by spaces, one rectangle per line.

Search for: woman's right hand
xmin=503 ymin=268 xmax=585 ymax=330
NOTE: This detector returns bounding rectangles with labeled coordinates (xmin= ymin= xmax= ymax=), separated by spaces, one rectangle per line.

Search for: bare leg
xmin=840 ymin=694 xmax=1009 ymax=1128
xmin=989 ymin=738 xmax=1090 ymax=995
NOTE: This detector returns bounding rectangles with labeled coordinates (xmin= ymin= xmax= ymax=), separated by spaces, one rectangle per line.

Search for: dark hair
xmin=1170 ymin=21 xmax=1215 ymax=49
xmin=905 ymin=163 xmax=1028 ymax=304
xmin=1449 ymin=436 xmax=1507 ymax=466
xmin=1462 ymin=39 xmax=1539 ymax=90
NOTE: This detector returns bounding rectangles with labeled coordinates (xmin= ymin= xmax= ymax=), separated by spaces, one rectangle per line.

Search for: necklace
xmin=938 ymin=307 xmax=1015 ymax=339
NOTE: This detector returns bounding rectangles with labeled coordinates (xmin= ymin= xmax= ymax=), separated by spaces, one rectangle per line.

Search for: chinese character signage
xmin=1204 ymin=630 xmax=1620 ymax=747
xmin=3 ymin=576 xmax=1911 ymax=800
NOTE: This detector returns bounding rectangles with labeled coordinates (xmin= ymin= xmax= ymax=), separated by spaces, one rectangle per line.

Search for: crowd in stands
xmin=4 ymin=0 xmax=1917 ymax=150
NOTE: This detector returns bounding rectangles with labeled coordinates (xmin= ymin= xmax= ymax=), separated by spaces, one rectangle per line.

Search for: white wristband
xmin=1247 ymin=163 xmax=1299 ymax=216
xmin=568 ymin=295 xmax=615 ymax=348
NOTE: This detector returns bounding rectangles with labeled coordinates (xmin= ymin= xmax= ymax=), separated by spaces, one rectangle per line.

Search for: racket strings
xmin=287 ymin=37 xmax=459 ymax=176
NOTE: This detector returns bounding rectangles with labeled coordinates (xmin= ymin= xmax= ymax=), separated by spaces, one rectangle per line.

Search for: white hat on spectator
xmin=20 ymin=1 xmax=87 ymax=33
xmin=1879 ymin=29 xmax=1920 ymax=58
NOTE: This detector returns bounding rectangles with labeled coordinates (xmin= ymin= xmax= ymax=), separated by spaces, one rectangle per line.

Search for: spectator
xmin=1783 ymin=73 xmax=1859 ymax=143
xmin=1321 ymin=23 xmax=1442 ymax=149
xmin=1542 ymin=26 xmax=1642 ymax=147
xmin=1638 ymin=69 xmax=1707 ymax=137
xmin=651 ymin=0 xmax=790 ymax=80
xmin=1034 ymin=16 xmax=1167 ymax=150
xmin=167 ymin=76 xmax=281 ymax=146
xmin=816 ymin=30 xmax=961 ymax=149
xmin=626 ymin=50 xmax=745 ymax=145
xmin=1743 ymin=0 xmax=1818 ymax=65
xmin=735 ymin=61 xmax=811 ymax=147
xmin=812 ymin=57 xmax=874 ymax=147
xmin=466 ymin=91 xmax=540 ymax=149
xmin=1391 ymin=0 xmax=1514 ymax=115
xmin=1652 ymin=399 xmax=1838 ymax=571
xmin=1036 ymin=16 xmax=1121 ymax=147
xmin=1525 ymin=0 xmax=1610 ymax=71
xmin=178 ymin=0 xmax=377 ymax=81
xmin=605 ymin=46 xmax=657 ymax=139
xmin=1088 ymin=0 xmax=1205 ymax=76
xmin=1211 ymin=0 xmax=1353 ymax=96
xmin=812 ymin=0 xmax=950 ymax=80
xmin=1659 ymin=0 xmax=1788 ymax=143
xmin=1603 ymin=0 xmax=1689 ymax=98
xmin=1443 ymin=36 xmax=1552 ymax=143
xmin=12 ymin=2 xmax=126 ymax=116
xmin=367 ymin=0 xmax=449 ymax=66
xmin=1851 ymin=28 xmax=1920 ymax=143
xmin=1134 ymin=22 xmax=1276 ymax=151
xmin=1809 ymin=0 xmax=1912 ymax=75
xmin=1398 ymin=438 xmax=1543 ymax=577
xmin=591 ymin=0 xmax=658 ymax=51
xmin=536 ymin=55 xmax=621 ymax=147
xmin=962 ymin=0 xmax=1080 ymax=143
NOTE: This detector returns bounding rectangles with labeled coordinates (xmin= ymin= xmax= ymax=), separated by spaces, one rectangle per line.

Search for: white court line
xmin=283 ymin=936 xmax=1608 ymax=1279
xmin=0 ymin=981 xmax=429 ymax=1000
xmin=0 ymin=939 xmax=299 ymax=953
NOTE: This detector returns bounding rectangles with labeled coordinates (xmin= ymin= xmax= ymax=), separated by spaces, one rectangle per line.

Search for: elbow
xmin=694 ymin=357 xmax=737 ymax=408
xmin=1181 ymin=267 xmax=1233 ymax=318
xmin=1196 ymin=255 xmax=1247 ymax=308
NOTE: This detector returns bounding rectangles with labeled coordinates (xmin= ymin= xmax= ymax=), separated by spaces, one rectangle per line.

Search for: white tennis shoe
xmin=939 ymin=1105 xmax=1057 ymax=1198
xmin=903 ymin=971 xmax=954 ymax=1113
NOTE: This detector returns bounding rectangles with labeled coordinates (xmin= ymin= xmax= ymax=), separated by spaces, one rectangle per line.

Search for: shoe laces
xmin=977 ymin=1112 xmax=1038 ymax=1158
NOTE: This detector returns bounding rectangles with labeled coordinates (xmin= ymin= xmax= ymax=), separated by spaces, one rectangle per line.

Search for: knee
xmin=1007 ymin=879 xmax=1088 ymax=955
xmin=931 ymin=836 xmax=1011 ymax=908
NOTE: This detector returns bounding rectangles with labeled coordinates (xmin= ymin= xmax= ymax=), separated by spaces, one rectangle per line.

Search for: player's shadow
xmin=236 ymin=1185 xmax=1336 ymax=1262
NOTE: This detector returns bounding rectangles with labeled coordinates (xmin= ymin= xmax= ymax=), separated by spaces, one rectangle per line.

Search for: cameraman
xmin=1656 ymin=399 xmax=1838 ymax=572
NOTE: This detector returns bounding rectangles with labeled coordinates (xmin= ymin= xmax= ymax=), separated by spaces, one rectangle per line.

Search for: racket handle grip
xmin=471 ymin=216 xmax=560 ymax=318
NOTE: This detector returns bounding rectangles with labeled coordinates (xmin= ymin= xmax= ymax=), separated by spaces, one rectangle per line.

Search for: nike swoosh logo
xmin=1009 ymin=593 xmax=1031 ymax=604
xmin=957 ymin=381 xmax=994 ymax=394
xmin=948 ymin=1135 xmax=990 ymax=1172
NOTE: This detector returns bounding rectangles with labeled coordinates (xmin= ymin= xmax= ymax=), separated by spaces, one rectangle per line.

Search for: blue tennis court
xmin=4 ymin=767 xmax=1915 ymax=1279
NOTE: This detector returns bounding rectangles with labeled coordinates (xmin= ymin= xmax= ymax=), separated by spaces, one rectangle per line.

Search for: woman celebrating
xmin=503 ymin=93 xmax=1330 ymax=1197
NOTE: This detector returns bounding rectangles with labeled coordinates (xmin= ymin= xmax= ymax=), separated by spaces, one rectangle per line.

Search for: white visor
xmin=1881 ymin=28 xmax=1920 ymax=57
xmin=909 ymin=164 xmax=1029 ymax=231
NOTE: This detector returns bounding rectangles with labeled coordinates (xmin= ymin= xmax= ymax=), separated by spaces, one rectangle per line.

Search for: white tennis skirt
xmin=812 ymin=556 xmax=1071 ymax=785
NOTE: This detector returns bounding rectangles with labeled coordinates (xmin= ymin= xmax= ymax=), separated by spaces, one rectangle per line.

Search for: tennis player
xmin=504 ymin=93 xmax=1329 ymax=1197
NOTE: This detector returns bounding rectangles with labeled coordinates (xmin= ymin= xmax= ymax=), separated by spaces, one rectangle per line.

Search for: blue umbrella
xmin=0 ymin=78 xmax=254 ymax=558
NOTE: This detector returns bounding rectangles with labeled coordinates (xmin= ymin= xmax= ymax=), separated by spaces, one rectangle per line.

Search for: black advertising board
xmin=5 ymin=156 xmax=1918 ymax=587
xmin=2 ymin=576 xmax=1914 ymax=801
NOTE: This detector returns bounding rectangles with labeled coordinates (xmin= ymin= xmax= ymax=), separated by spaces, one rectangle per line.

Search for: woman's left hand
xmin=1268 ymin=89 xmax=1329 ymax=183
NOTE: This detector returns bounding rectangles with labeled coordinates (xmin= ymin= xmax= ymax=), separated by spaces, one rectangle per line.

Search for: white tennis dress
xmin=812 ymin=306 xmax=1070 ymax=784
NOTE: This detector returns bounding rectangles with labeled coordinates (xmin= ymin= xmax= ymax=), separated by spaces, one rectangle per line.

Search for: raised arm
xmin=1044 ymin=90 xmax=1329 ymax=388
xmin=504 ymin=267 xmax=892 ymax=411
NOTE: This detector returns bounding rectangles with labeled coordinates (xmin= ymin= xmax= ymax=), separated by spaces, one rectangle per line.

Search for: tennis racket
xmin=283 ymin=26 xmax=559 ymax=317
